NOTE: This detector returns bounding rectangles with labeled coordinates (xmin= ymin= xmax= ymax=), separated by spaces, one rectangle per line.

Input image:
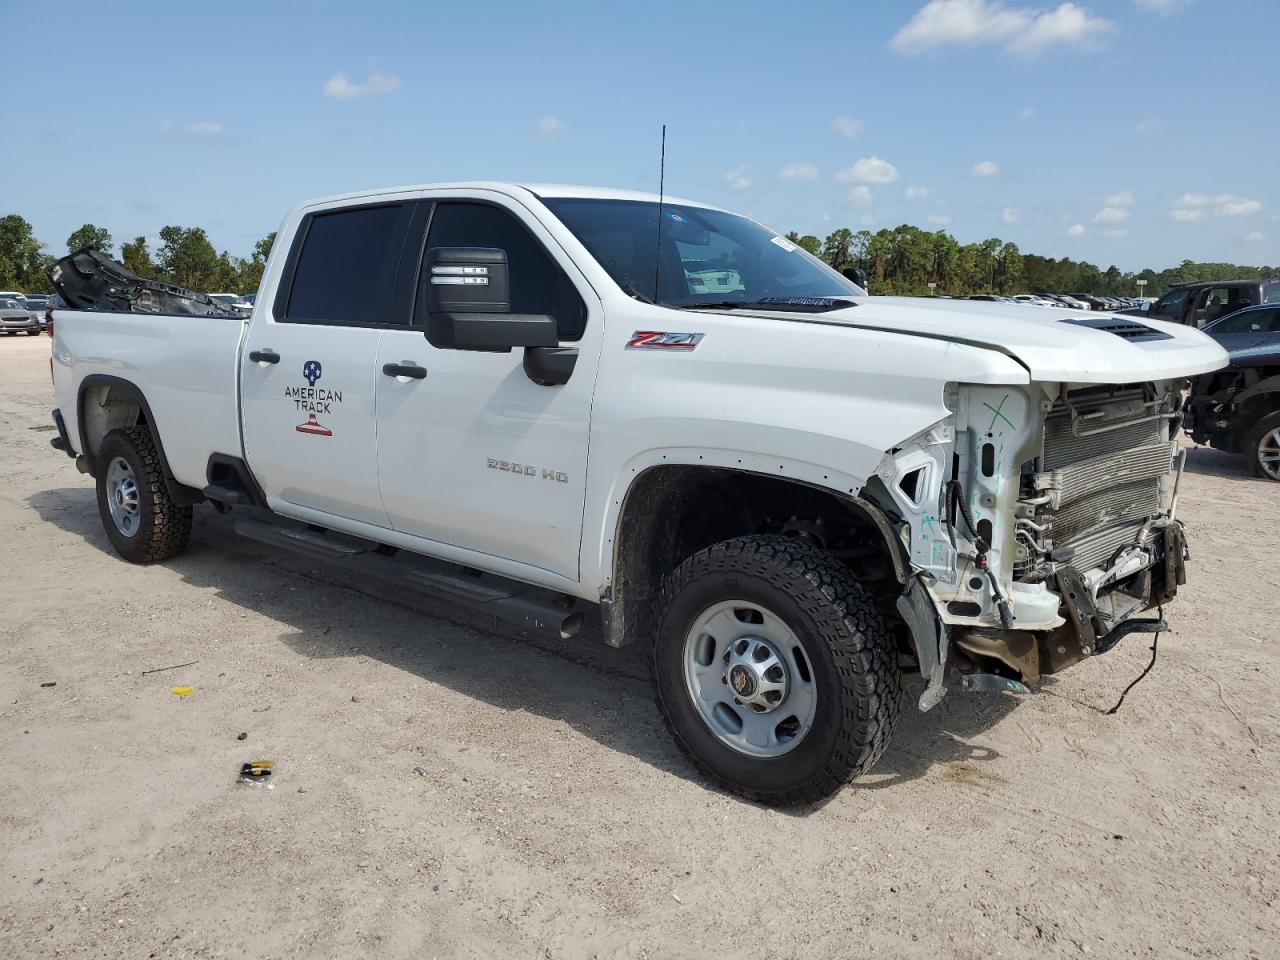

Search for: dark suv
xmin=1143 ymin=279 xmax=1280 ymax=328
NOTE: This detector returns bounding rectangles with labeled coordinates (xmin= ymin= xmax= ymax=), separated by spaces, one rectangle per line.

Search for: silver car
xmin=0 ymin=298 xmax=42 ymax=336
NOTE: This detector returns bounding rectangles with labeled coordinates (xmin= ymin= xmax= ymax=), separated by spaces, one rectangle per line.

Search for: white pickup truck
xmin=48 ymin=182 xmax=1227 ymax=804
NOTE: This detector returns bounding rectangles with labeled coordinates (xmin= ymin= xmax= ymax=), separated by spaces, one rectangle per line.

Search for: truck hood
xmin=724 ymin=297 xmax=1228 ymax=384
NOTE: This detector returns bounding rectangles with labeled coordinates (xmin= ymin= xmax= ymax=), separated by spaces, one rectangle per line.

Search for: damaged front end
xmin=867 ymin=380 xmax=1189 ymax=710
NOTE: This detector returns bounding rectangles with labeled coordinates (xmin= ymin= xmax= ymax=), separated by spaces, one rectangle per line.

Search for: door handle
xmin=248 ymin=349 xmax=280 ymax=364
xmin=382 ymin=361 xmax=427 ymax=380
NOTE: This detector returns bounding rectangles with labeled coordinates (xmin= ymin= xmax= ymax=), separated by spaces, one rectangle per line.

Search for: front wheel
xmin=95 ymin=425 xmax=193 ymax=563
xmin=1249 ymin=411 xmax=1280 ymax=482
xmin=27 ymin=329 xmax=41 ymax=336
xmin=652 ymin=535 xmax=902 ymax=805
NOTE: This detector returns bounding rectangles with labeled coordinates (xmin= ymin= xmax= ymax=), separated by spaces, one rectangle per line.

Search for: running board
xmin=232 ymin=518 xmax=585 ymax=639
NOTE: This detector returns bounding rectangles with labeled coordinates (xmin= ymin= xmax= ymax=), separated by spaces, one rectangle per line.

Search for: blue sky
xmin=0 ymin=0 xmax=1274 ymax=272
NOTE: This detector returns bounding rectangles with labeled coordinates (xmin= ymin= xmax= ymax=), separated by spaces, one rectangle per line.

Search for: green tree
xmin=233 ymin=231 xmax=277 ymax=295
xmin=785 ymin=231 xmax=822 ymax=256
xmin=156 ymin=225 xmax=222 ymax=290
xmin=0 ymin=214 xmax=54 ymax=292
xmin=821 ymin=228 xmax=855 ymax=269
xmin=121 ymin=236 xmax=157 ymax=277
xmin=67 ymin=223 xmax=113 ymax=255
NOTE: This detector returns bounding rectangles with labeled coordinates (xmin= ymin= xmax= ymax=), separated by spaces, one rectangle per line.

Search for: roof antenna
xmin=652 ymin=124 xmax=666 ymax=303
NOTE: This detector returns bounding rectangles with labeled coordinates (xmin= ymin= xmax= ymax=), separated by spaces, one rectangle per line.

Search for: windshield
xmin=0 ymin=299 xmax=21 ymax=309
xmin=541 ymin=198 xmax=864 ymax=309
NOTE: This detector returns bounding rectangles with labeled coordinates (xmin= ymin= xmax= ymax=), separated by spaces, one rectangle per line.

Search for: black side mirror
xmin=842 ymin=267 xmax=868 ymax=289
xmin=424 ymin=246 xmax=558 ymax=352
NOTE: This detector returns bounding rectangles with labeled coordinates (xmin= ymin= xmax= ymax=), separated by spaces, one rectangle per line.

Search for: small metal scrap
xmin=40 ymin=682 xmax=56 ymax=688
xmin=238 ymin=760 xmax=274 ymax=787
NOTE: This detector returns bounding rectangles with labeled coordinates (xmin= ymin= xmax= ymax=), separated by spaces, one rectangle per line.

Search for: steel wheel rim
xmin=1259 ymin=428 xmax=1280 ymax=481
xmin=682 ymin=599 xmax=818 ymax=758
xmin=105 ymin=456 xmax=141 ymax=538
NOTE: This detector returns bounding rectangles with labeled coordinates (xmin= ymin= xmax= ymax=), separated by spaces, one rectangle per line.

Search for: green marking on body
xmin=984 ymin=394 xmax=1016 ymax=432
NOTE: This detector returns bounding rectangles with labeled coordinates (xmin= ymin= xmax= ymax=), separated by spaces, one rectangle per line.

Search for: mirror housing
xmin=842 ymin=266 xmax=869 ymax=289
xmin=424 ymin=246 xmax=559 ymax=352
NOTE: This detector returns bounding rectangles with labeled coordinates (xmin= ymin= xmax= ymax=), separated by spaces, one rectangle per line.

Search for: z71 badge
xmin=626 ymin=331 xmax=704 ymax=350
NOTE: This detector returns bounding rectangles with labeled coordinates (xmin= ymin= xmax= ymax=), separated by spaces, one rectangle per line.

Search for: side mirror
xmin=842 ymin=267 xmax=868 ymax=289
xmin=424 ymin=246 xmax=559 ymax=352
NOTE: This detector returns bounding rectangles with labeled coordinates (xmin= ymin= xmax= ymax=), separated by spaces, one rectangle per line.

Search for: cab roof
xmin=298 ymin=181 xmax=721 ymax=212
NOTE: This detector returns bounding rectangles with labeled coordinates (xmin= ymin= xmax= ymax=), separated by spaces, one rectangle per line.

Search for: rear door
xmin=240 ymin=198 xmax=418 ymax=526
xmin=373 ymin=193 xmax=599 ymax=581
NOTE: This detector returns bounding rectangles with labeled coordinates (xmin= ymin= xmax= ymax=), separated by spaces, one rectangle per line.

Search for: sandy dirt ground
xmin=1 ymin=332 xmax=1277 ymax=959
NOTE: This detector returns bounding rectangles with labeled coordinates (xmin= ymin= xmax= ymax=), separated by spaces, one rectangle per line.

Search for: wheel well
xmin=606 ymin=465 xmax=908 ymax=648
xmin=79 ymin=381 xmax=146 ymax=469
xmin=76 ymin=377 xmax=204 ymax=506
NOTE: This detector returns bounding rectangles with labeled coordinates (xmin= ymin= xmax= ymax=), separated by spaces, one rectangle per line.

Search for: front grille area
xmin=1030 ymin=386 xmax=1175 ymax=574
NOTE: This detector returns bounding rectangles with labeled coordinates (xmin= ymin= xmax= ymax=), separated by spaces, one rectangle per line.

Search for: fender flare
xmin=76 ymin=374 xmax=204 ymax=507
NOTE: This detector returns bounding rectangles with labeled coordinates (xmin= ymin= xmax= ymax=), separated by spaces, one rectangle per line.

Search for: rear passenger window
xmin=420 ymin=202 xmax=586 ymax=341
xmin=283 ymin=204 xmax=411 ymax=325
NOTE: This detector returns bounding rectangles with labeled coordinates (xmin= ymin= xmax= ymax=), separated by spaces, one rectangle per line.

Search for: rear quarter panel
xmin=52 ymin=309 xmax=247 ymax=487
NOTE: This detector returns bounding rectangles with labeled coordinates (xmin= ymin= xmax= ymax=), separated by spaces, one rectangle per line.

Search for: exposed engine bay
xmin=870 ymin=379 xmax=1188 ymax=707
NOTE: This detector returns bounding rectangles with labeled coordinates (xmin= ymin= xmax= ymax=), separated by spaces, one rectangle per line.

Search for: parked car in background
xmin=0 ymin=297 xmax=43 ymax=335
xmin=1012 ymin=294 xmax=1056 ymax=307
xmin=1046 ymin=294 xmax=1090 ymax=310
xmin=23 ymin=295 xmax=48 ymax=316
xmin=0 ymin=291 xmax=28 ymax=305
xmin=44 ymin=293 xmax=67 ymax=332
xmin=967 ymin=294 xmax=1014 ymax=302
xmin=1188 ymin=314 xmax=1280 ymax=480
xmin=1137 ymin=280 xmax=1280 ymax=328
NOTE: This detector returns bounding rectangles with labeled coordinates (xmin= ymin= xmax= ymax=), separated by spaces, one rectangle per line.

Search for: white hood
xmin=741 ymin=297 xmax=1228 ymax=384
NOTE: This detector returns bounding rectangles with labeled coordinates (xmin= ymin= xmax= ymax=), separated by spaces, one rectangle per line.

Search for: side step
xmin=202 ymin=483 xmax=253 ymax=506
xmin=233 ymin=518 xmax=586 ymax=639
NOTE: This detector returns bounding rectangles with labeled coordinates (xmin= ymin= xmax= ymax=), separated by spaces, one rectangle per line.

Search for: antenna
xmin=652 ymin=124 xmax=666 ymax=303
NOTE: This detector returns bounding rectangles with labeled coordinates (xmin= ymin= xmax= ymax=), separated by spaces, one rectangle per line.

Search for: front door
xmin=374 ymin=195 xmax=599 ymax=581
xmin=240 ymin=198 xmax=419 ymax=526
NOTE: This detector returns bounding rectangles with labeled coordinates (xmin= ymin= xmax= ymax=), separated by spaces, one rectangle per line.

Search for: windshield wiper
xmin=678 ymin=296 xmax=858 ymax=313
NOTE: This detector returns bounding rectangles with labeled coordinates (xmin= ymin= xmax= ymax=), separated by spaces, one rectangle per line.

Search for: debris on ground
xmin=237 ymin=760 xmax=274 ymax=787
xmin=141 ymin=660 xmax=199 ymax=676
xmin=414 ymin=767 xmax=429 ymax=778
xmin=40 ymin=681 xmax=56 ymax=688
xmin=237 ymin=732 xmax=248 ymax=741
xmin=171 ymin=686 xmax=193 ymax=697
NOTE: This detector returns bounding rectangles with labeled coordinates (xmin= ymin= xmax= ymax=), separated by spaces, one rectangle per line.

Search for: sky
xmin=0 ymin=0 xmax=1275 ymax=272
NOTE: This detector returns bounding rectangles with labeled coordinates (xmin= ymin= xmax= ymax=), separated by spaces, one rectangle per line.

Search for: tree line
xmin=1 ymin=210 xmax=1274 ymax=300
xmin=0 ymin=214 xmax=275 ymax=296
xmin=786 ymin=224 xmax=1275 ymax=298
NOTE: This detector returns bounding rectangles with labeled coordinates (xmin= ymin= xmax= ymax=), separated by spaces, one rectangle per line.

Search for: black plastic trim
xmin=206 ymin=453 xmax=268 ymax=508
xmin=51 ymin=408 xmax=75 ymax=457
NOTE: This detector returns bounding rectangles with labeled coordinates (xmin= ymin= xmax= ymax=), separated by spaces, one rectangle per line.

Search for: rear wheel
xmin=26 ymin=329 xmax=40 ymax=336
xmin=1249 ymin=411 xmax=1280 ymax=482
xmin=652 ymin=535 xmax=901 ymax=806
xmin=95 ymin=425 xmax=193 ymax=563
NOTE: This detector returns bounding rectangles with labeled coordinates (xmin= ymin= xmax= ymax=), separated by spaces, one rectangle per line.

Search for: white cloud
xmin=1002 ymin=207 xmax=1020 ymax=223
xmin=1245 ymin=231 xmax=1266 ymax=242
xmin=891 ymin=0 xmax=1114 ymax=57
xmin=1066 ymin=224 xmax=1086 ymax=237
xmin=162 ymin=120 xmax=224 ymax=141
xmin=860 ymin=214 xmax=877 ymax=227
xmin=1215 ymin=196 xmax=1262 ymax=217
xmin=536 ymin=116 xmax=567 ymax=139
xmin=847 ymin=185 xmax=874 ymax=207
xmin=1017 ymin=105 xmax=1037 ymax=120
xmin=1171 ymin=192 xmax=1262 ymax=220
xmin=836 ymin=156 xmax=900 ymax=185
xmin=1105 ymin=191 xmax=1135 ymax=207
xmin=1103 ymin=228 xmax=1129 ymax=237
xmin=971 ymin=160 xmax=999 ymax=176
xmin=1134 ymin=0 xmax=1192 ymax=15
xmin=723 ymin=165 xmax=752 ymax=191
xmin=928 ymin=214 xmax=952 ymax=226
xmin=1093 ymin=206 xmax=1130 ymax=224
xmin=905 ymin=185 xmax=930 ymax=200
xmin=779 ymin=163 xmax=820 ymax=181
xmin=1134 ymin=118 xmax=1162 ymax=134
xmin=323 ymin=71 xmax=401 ymax=100
xmin=831 ymin=115 xmax=865 ymax=139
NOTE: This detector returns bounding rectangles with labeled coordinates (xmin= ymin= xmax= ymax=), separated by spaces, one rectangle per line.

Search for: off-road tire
xmin=27 ymin=329 xmax=40 ymax=336
xmin=1247 ymin=411 xmax=1280 ymax=482
xmin=652 ymin=535 xmax=902 ymax=806
xmin=95 ymin=425 xmax=193 ymax=563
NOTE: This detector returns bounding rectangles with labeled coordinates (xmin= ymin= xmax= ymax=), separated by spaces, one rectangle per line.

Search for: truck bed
xmin=52 ymin=308 xmax=247 ymax=490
